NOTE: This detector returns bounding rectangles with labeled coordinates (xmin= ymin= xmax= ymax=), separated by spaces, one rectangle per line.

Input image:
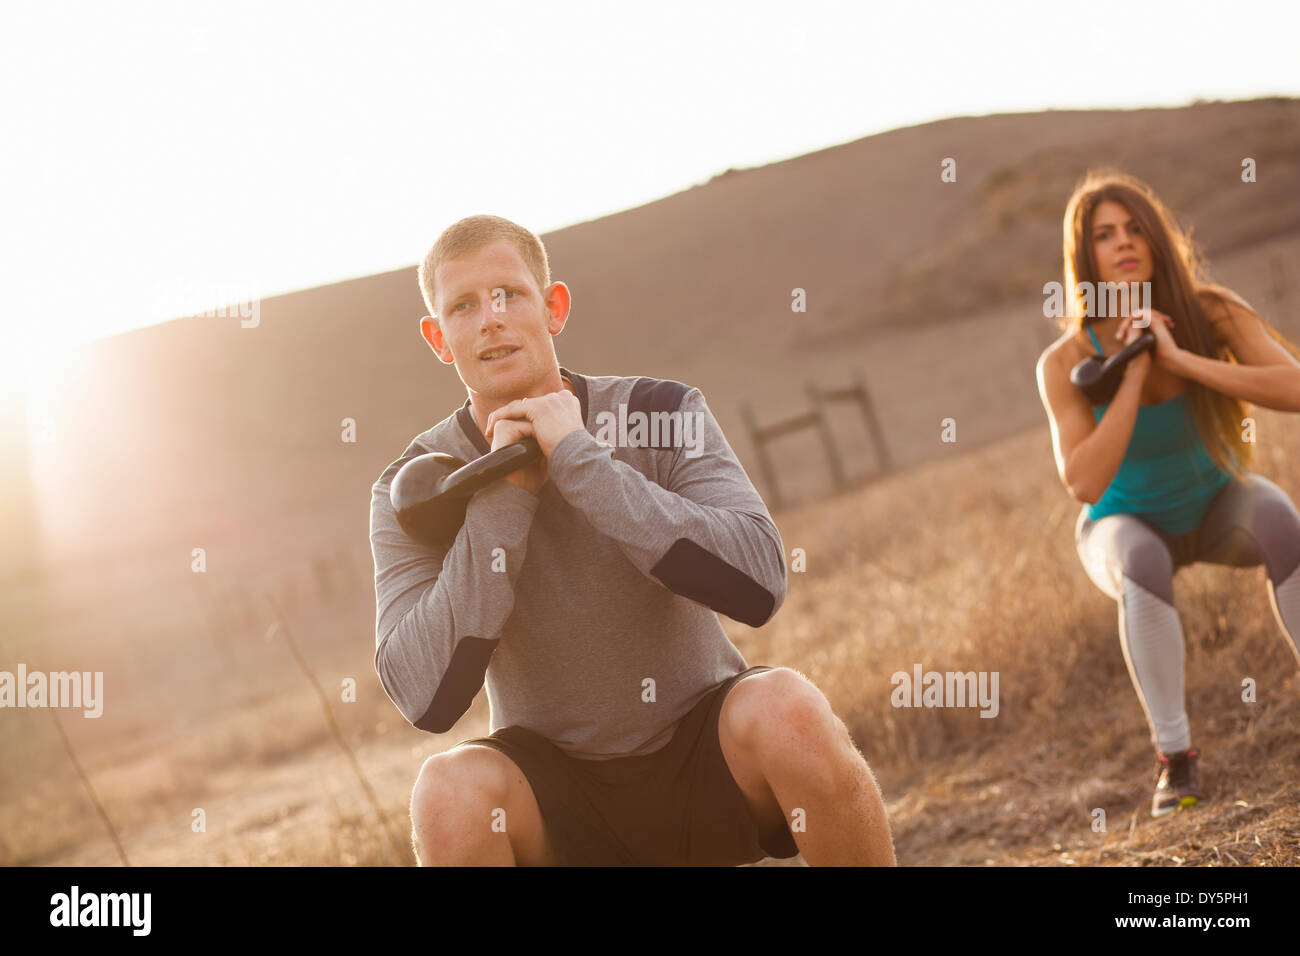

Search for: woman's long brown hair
xmin=1060 ymin=169 xmax=1300 ymax=481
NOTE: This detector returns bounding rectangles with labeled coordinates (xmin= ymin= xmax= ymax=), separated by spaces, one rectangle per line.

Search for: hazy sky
xmin=2 ymin=0 xmax=1297 ymax=393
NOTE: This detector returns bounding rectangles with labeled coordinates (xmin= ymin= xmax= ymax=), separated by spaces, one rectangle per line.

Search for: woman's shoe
xmin=1152 ymin=748 xmax=1204 ymax=818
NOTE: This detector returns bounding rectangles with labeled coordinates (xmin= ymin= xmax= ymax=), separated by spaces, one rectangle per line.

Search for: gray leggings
xmin=1076 ymin=473 xmax=1300 ymax=754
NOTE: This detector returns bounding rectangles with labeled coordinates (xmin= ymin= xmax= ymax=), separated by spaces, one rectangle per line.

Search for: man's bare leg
xmin=718 ymin=668 xmax=896 ymax=866
xmin=409 ymin=745 xmax=559 ymax=866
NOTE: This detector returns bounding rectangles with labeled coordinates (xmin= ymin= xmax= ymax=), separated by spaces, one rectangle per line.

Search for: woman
xmin=1036 ymin=169 xmax=1300 ymax=818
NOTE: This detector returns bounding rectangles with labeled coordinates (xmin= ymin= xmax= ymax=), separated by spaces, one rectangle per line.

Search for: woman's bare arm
xmin=1037 ymin=339 xmax=1147 ymax=504
xmin=1170 ymin=289 xmax=1300 ymax=413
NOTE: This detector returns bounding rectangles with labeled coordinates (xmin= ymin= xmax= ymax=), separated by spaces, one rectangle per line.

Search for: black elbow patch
xmin=414 ymin=637 xmax=498 ymax=733
xmin=651 ymin=538 xmax=775 ymax=627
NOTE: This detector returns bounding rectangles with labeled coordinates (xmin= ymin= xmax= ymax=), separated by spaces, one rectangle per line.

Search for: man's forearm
xmin=372 ymin=478 xmax=540 ymax=731
xmin=544 ymin=405 xmax=787 ymax=627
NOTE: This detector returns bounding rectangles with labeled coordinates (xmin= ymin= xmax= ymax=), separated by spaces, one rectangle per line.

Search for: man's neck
xmin=469 ymin=368 xmax=572 ymax=436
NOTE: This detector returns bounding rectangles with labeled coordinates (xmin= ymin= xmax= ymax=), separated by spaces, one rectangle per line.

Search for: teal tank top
xmin=1083 ymin=324 xmax=1232 ymax=535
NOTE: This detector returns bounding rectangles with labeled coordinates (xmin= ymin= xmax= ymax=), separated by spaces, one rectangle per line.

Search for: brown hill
xmin=11 ymin=100 xmax=1299 ymax=592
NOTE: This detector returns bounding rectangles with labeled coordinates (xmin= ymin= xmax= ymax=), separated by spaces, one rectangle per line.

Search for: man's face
xmin=422 ymin=240 xmax=569 ymax=401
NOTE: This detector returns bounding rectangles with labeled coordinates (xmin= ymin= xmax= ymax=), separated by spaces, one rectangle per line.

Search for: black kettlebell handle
xmin=390 ymin=438 xmax=543 ymax=549
xmin=1070 ymin=329 xmax=1155 ymax=405
xmin=437 ymin=438 xmax=542 ymax=502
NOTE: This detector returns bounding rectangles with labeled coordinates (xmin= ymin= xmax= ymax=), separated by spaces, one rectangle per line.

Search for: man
xmin=369 ymin=214 xmax=896 ymax=866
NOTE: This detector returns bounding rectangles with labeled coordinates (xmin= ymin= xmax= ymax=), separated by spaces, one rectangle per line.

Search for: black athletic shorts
xmin=454 ymin=664 xmax=801 ymax=866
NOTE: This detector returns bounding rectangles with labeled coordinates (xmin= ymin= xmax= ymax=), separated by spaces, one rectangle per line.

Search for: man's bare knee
xmin=410 ymin=746 xmax=513 ymax=864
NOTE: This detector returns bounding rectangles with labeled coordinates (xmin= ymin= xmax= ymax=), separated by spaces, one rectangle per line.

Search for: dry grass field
xmin=3 ymin=402 xmax=1297 ymax=867
xmin=764 ymin=414 xmax=1300 ymax=867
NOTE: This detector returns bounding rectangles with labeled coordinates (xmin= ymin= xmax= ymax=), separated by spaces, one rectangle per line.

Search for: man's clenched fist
xmin=485 ymin=389 xmax=585 ymax=459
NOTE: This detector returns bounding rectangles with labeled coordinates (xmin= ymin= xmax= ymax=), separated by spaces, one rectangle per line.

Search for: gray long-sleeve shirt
xmin=369 ymin=368 xmax=787 ymax=759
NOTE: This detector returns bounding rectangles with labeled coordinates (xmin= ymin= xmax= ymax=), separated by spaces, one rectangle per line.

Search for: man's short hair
xmin=419 ymin=215 xmax=551 ymax=318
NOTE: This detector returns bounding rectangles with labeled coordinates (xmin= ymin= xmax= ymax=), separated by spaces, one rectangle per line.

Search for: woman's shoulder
xmin=1038 ymin=329 xmax=1085 ymax=378
xmin=1195 ymin=281 xmax=1249 ymax=304
xmin=1195 ymin=283 xmax=1255 ymax=321
xmin=1194 ymin=283 xmax=1260 ymax=349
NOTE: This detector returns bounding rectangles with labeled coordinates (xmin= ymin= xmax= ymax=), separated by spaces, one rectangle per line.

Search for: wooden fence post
xmin=852 ymin=371 xmax=893 ymax=476
xmin=740 ymin=402 xmax=783 ymax=510
xmin=805 ymin=382 xmax=847 ymax=492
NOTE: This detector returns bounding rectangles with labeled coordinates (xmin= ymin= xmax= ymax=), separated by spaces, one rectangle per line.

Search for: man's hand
xmin=485 ymin=389 xmax=585 ymax=459
xmin=487 ymin=415 xmax=548 ymax=496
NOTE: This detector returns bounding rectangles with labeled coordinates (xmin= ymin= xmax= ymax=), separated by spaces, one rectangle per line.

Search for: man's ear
xmin=420 ymin=316 xmax=455 ymax=365
xmin=544 ymin=281 xmax=572 ymax=335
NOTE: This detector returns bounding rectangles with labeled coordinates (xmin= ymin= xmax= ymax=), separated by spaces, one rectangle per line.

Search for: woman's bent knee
xmin=1078 ymin=514 xmax=1174 ymax=603
xmin=1245 ymin=475 xmax=1300 ymax=581
xmin=1119 ymin=535 xmax=1175 ymax=602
